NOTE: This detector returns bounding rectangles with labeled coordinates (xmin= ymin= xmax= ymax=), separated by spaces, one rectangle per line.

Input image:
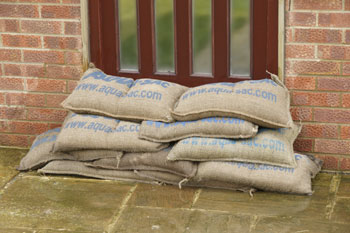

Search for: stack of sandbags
xmin=19 ymin=68 xmax=196 ymax=185
xmin=18 ymin=67 xmax=322 ymax=195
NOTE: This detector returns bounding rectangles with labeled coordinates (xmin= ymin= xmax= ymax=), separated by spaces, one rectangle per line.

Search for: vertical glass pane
xmin=155 ymin=0 xmax=174 ymax=73
xmin=231 ymin=0 xmax=250 ymax=76
xmin=193 ymin=0 xmax=212 ymax=75
xmin=119 ymin=0 xmax=138 ymax=70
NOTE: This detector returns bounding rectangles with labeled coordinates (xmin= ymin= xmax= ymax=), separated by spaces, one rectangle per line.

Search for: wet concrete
xmin=0 ymin=148 xmax=349 ymax=233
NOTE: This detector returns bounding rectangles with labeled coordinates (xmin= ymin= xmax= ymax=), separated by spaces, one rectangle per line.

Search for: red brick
xmin=41 ymin=6 xmax=80 ymax=19
xmin=346 ymin=0 xmax=350 ymax=10
xmin=7 ymin=121 xmax=49 ymax=134
xmin=294 ymin=29 xmax=342 ymax=44
xmin=314 ymin=109 xmax=350 ymax=124
xmin=65 ymin=51 xmax=82 ymax=65
xmin=292 ymin=92 xmax=339 ymax=107
xmin=23 ymin=50 xmax=64 ymax=64
xmin=4 ymin=64 xmax=45 ymax=78
xmin=46 ymin=65 xmax=82 ymax=80
xmin=285 ymin=76 xmax=316 ymax=90
xmin=0 ymin=49 xmax=21 ymax=62
xmin=0 ymin=121 xmax=8 ymax=132
xmin=343 ymin=94 xmax=350 ymax=108
xmin=46 ymin=94 xmax=68 ymax=107
xmin=0 ymin=93 xmax=5 ymax=105
xmin=293 ymin=138 xmax=313 ymax=152
xmin=318 ymin=77 xmax=350 ymax=91
xmin=27 ymin=108 xmax=67 ymax=122
xmin=319 ymin=13 xmax=350 ymax=28
xmin=293 ymin=0 xmax=342 ymax=10
xmin=64 ymin=22 xmax=81 ymax=35
xmin=43 ymin=36 xmax=82 ymax=50
xmin=49 ymin=124 xmax=62 ymax=130
xmin=0 ymin=19 xmax=19 ymax=32
xmin=343 ymin=63 xmax=350 ymax=75
xmin=18 ymin=0 xmax=60 ymax=2
xmin=0 ymin=134 xmax=28 ymax=147
xmin=285 ymin=28 xmax=293 ymax=43
xmin=62 ymin=0 xmax=80 ymax=3
xmin=0 ymin=107 xmax=26 ymax=120
xmin=6 ymin=93 xmax=45 ymax=107
xmin=2 ymin=34 xmax=41 ymax=48
xmin=315 ymin=139 xmax=350 ymax=154
xmin=21 ymin=20 xmax=62 ymax=34
xmin=318 ymin=45 xmax=350 ymax=60
xmin=299 ymin=124 xmax=338 ymax=139
xmin=346 ymin=31 xmax=350 ymax=44
xmin=286 ymin=44 xmax=315 ymax=59
xmin=340 ymin=158 xmax=350 ymax=170
xmin=27 ymin=79 xmax=66 ymax=93
xmin=286 ymin=12 xmax=316 ymax=27
xmin=340 ymin=126 xmax=350 ymax=139
xmin=290 ymin=107 xmax=313 ymax=121
xmin=0 ymin=4 xmax=39 ymax=18
xmin=67 ymin=80 xmax=78 ymax=93
xmin=0 ymin=78 xmax=24 ymax=91
xmin=315 ymin=155 xmax=339 ymax=170
xmin=290 ymin=61 xmax=340 ymax=75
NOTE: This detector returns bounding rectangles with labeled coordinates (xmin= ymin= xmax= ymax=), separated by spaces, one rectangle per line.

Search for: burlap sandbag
xmin=168 ymin=123 xmax=301 ymax=167
xmin=135 ymin=170 xmax=187 ymax=187
xmin=62 ymin=68 xmax=134 ymax=117
xmin=38 ymin=160 xmax=158 ymax=184
xmin=172 ymin=73 xmax=293 ymax=128
xmin=53 ymin=113 xmax=168 ymax=152
xmin=116 ymin=79 xmax=188 ymax=122
xmin=139 ymin=117 xmax=258 ymax=142
xmin=85 ymin=148 xmax=197 ymax=178
xmin=192 ymin=153 xmax=322 ymax=195
xmin=18 ymin=128 xmax=124 ymax=171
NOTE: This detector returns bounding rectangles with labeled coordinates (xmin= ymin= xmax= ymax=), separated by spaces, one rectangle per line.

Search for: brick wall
xmin=0 ymin=0 xmax=83 ymax=148
xmin=286 ymin=0 xmax=350 ymax=171
xmin=1 ymin=0 xmax=350 ymax=171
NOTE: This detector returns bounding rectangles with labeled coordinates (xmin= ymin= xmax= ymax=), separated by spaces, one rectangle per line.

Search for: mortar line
xmin=105 ymin=183 xmax=138 ymax=233
xmin=248 ymin=215 xmax=260 ymax=233
xmin=325 ymin=174 xmax=341 ymax=220
xmin=190 ymin=188 xmax=202 ymax=209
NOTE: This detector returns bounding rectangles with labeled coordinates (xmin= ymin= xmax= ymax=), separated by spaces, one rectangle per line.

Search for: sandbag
xmin=172 ymin=74 xmax=293 ymax=128
xmin=192 ymin=153 xmax=322 ymax=195
xmin=18 ymin=128 xmax=124 ymax=171
xmin=139 ymin=117 xmax=258 ymax=142
xmin=38 ymin=160 xmax=158 ymax=184
xmin=86 ymin=148 xmax=197 ymax=178
xmin=116 ymin=79 xmax=188 ymax=122
xmin=168 ymin=123 xmax=301 ymax=168
xmin=135 ymin=170 xmax=186 ymax=186
xmin=53 ymin=113 xmax=168 ymax=152
xmin=62 ymin=68 xmax=134 ymax=117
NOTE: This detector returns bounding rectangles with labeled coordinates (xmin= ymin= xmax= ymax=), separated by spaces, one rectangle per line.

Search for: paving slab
xmin=252 ymin=216 xmax=349 ymax=233
xmin=0 ymin=175 xmax=134 ymax=232
xmin=337 ymin=174 xmax=350 ymax=197
xmin=111 ymin=206 xmax=253 ymax=233
xmin=0 ymin=148 xmax=27 ymax=188
xmin=331 ymin=197 xmax=350 ymax=224
xmin=128 ymin=183 xmax=197 ymax=209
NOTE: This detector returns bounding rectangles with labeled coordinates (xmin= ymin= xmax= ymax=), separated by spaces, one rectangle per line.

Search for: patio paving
xmin=0 ymin=148 xmax=349 ymax=233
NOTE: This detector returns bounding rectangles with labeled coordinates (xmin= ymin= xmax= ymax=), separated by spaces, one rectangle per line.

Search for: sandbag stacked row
xmin=18 ymin=68 xmax=322 ymax=195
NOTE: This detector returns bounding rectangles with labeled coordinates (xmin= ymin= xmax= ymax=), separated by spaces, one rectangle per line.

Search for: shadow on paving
xmin=0 ymin=148 xmax=349 ymax=233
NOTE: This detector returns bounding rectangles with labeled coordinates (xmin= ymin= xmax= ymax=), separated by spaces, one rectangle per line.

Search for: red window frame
xmin=88 ymin=0 xmax=278 ymax=87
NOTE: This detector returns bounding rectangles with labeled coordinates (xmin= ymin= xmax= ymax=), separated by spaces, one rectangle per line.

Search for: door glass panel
xmin=155 ymin=0 xmax=175 ymax=73
xmin=192 ymin=0 xmax=212 ymax=75
xmin=231 ymin=0 xmax=250 ymax=76
xmin=118 ymin=0 xmax=138 ymax=71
